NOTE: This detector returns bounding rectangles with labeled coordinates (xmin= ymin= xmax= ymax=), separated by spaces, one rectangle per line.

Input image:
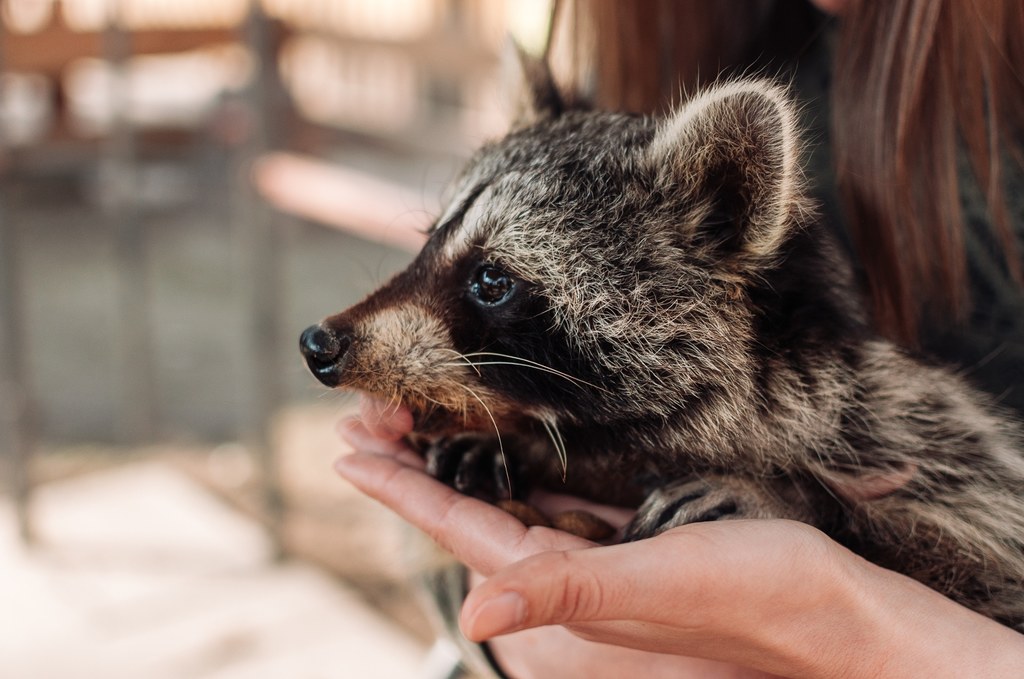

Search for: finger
xmin=336 ymin=418 xmax=424 ymax=468
xmin=458 ymin=527 xmax=754 ymax=643
xmin=459 ymin=543 xmax=657 ymax=642
xmin=462 ymin=523 xmax=869 ymax=678
xmin=334 ymin=451 xmax=591 ymax=574
xmin=359 ymin=395 xmax=413 ymax=440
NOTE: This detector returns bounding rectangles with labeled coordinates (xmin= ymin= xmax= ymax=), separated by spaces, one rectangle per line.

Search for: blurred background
xmin=0 ymin=1 xmax=554 ymax=676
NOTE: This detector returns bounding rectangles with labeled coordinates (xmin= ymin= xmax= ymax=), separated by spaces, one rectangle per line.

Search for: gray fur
xmin=305 ymin=79 xmax=1024 ymax=630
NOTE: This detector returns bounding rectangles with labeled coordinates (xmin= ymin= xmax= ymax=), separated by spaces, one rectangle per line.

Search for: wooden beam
xmin=3 ymin=25 xmax=238 ymax=76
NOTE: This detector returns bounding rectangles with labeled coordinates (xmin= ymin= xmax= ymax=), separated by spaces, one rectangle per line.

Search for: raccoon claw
xmin=623 ymin=476 xmax=792 ymax=541
xmin=424 ymin=434 xmax=517 ymax=502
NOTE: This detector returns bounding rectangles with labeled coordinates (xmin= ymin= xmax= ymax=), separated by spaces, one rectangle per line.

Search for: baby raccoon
xmin=301 ymin=64 xmax=1024 ymax=630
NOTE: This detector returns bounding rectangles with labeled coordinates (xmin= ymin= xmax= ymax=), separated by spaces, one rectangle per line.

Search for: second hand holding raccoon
xmin=336 ymin=396 xmax=1024 ymax=679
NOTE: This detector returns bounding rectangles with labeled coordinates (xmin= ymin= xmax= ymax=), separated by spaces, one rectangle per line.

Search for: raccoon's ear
xmin=504 ymin=40 xmax=564 ymax=128
xmin=643 ymin=81 xmax=807 ymax=266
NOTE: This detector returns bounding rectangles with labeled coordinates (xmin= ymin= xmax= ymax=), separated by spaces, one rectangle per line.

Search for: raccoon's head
xmin=301 ymin=65 xmax=810 ymax=436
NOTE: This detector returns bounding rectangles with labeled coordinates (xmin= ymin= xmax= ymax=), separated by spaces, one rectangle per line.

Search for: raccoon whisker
xmin=539 ymin=419 xmax=566 ymax=481
xmin=454 ymin=388 xmax=470 ymax=426
xmin=419 ymin=394 xmax=446 ymax=410
xmin=550 ymin=419 xmax=568 ymax=479
xmin=440 ymin=348 xmax=482 ymax=376
xmin=443 ymin=359 xmax=606 ymax=396
xmin=452 ymin=382 xmax=512 ymax=498
xmin=384 ymin=391 xmax=403 ymax=420
xmin=539 ymin=417 xmax=569 ymax=482
xmin=444 ymin=360 xmax=601 ymax=393
xmin=459 ymin=352 xmax=610 ymax=394
xmin=418 ymin=393 xmax=470 ymax=430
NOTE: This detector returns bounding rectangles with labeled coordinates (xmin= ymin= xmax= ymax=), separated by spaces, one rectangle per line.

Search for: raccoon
xmin=300 ymin=66 xmax=1024 ymax=630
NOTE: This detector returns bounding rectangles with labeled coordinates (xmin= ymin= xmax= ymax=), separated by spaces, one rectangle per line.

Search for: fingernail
xmin=466 ymin=591 xmax=526 ymax=639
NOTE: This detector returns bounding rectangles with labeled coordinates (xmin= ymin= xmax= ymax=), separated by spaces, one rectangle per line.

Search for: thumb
xmin=460 ymin=544 xmax=656 ymax=641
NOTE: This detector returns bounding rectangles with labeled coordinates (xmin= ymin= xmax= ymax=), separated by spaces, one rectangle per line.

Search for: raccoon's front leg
xmin=424 ymin=433 xmax=526 ymax=502
xmin=623 ymin=475 xmax=825 ymax=541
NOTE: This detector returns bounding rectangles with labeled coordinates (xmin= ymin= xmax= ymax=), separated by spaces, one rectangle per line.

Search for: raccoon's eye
xmin=470 ymin=265 xmax=515 ymax=305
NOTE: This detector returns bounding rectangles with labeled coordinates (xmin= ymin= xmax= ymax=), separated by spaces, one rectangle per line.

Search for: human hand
xmin=337 ymin=396 xmax=772 ymax=678
xmin=336 ymin=396 xmax=1024 ymax=679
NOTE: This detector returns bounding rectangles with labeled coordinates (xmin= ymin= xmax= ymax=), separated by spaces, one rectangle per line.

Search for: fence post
xmin=102 ymin=0 xmax=157 ymax=444
xmin=235 ymin=2 xmax=286 ymax=560
xmin=0 ymin=21 xmax=35 ymax=543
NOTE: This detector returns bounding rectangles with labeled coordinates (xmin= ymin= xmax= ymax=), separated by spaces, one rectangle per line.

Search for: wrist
xmin=798 ymin=548 xmax=1024 ymax=679
xmin=853 ymin=559 xmax=1024 ymax=678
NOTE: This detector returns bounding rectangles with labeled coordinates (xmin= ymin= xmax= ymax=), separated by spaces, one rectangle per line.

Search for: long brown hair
xmin=548 ymin=0 xmax=1024 ymax=345
xmin=834 ymin=0 xmax=1023 ymax=343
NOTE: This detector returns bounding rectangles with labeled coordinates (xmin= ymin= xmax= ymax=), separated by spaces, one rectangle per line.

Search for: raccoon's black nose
xmin=300 ymin=324 xmax=351 ymax=387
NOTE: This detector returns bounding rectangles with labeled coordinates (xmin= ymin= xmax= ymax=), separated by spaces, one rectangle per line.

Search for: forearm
xmin=856 ymin=561 xmax=1024 ymax=678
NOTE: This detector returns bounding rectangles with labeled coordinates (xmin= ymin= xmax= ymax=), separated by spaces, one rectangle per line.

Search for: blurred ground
xmin=2 ymin=398 xmax=476 ymax=679
xmin=1 ymin=457 xmax=432 ymax=679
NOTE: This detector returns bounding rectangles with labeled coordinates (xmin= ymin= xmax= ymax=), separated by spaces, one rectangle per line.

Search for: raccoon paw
xmin=424 ymin=433 xmax=519 ymax=502
xmin=623 ymin=476 xmax=802 ymax=541
xmin=495 ymin=501 xmax=617 ymax=542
